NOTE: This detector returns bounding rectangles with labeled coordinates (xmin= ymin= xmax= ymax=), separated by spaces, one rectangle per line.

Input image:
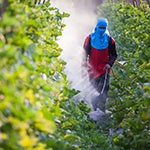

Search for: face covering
xmin=90 ymin=18 xmax=109 ymax=50
xmin=96 ymin=27 xmax=106 ymax=36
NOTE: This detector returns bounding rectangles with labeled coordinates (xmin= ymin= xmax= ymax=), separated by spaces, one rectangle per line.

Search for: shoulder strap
xmin=108 ymin=35 xmax=112 ymax=47
xmin=85 ymin=35 xmax=91 ymax=56
xmin=108 ymin=35 xmax=112 ymax=54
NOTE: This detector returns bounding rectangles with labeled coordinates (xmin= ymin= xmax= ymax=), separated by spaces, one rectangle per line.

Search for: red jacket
xmin=83 ymin=35 xmax=117 ymax=79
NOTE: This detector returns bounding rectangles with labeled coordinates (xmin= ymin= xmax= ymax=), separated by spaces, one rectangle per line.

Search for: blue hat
xmin=96 ymin=18 xmax=108 ymax=27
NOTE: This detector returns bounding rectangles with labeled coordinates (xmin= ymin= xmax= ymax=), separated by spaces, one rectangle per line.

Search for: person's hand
xmin=103 ymin=64 xmax=111 ymax=70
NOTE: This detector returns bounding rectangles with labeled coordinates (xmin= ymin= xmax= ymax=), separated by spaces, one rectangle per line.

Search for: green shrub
xmin=0 ymin=1 xmax=70 ymax=149
xmin=98 ymin=1 xmax=150 ymax=149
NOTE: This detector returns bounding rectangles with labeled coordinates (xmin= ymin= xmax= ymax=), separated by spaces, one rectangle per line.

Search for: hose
xmin=101 ymin=69 xmax=108 ymax=94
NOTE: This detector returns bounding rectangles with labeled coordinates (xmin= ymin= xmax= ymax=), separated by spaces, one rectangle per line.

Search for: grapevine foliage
xmin=0 ymin=1 xmax=70 ymax=149
xmin=98 ymin=1 xmax=150 ymax=149
xmin=0 ymin=1 xmax=149 ymax=150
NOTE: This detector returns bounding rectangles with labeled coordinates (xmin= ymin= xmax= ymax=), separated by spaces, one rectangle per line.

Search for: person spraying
xmin=82 ymin=18 xmax=118 ymax=114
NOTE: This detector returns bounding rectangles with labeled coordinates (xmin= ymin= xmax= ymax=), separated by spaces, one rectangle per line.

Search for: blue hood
xmin=90 ymin=18 xmax=109 ymax=50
